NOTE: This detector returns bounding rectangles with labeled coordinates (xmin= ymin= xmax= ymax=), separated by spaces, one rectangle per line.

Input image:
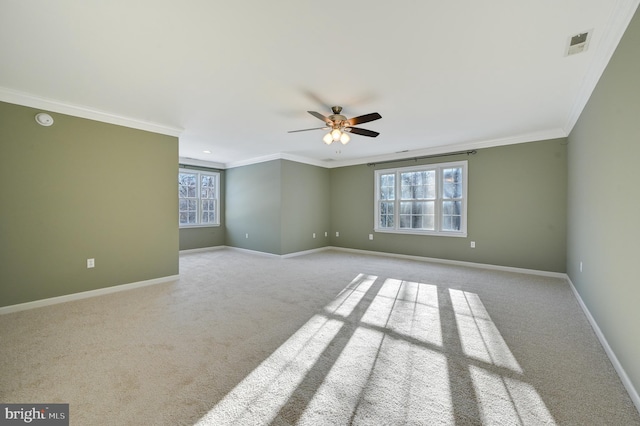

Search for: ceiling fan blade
xmin=347 ymin=112 xmax=381 ymax=126
xmin=287 ymin=127 xmax=329 ymax=133
xmin=347 ymin=127 xmax=380 ymax=138
xmin=308 ymin=111 xmax=330 ymax=123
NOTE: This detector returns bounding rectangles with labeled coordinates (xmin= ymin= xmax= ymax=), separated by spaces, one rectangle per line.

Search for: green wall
xmin=281 ymin=160 xmax=331 ymax=254
xmin=330 ymin=139 xmax=567 ymax=272
xmin=0 ymin=102 xmax=179 ymax=307
xmin=567 ymin=7 xmax=640 ymax=396
xmin=225 ymin=160 xmax=282 ymax=254
xmin=224 ymin=159 xmax=331 ymax=255
xmin=179 ymin=169 xmax=226 ymax=251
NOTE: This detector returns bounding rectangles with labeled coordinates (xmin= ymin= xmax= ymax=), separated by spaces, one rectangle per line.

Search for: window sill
xmin=374 ymin=228 xmax=467 ymax=238
xmin=179 ymin=224 xmax=221 ymax=229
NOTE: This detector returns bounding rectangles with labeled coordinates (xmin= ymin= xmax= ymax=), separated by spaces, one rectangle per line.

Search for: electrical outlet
xmin=313 ymin=233 xmax=316 ymax=238
xmin=324 ymin=232 xmax=328 ymax=237
xmin=87 ymin=258 xmax=95 ymax=268
xmin=470 ymin=241 xmax=476 ymax=248
xmin=369 ymin=234 xmax=373 ymax=240
xmin=245 ymin=233 xmax=249 ymax=239
xmin=336 ymin=231 xmax=339 ymax=237
xmin=580 ymin=261 xmax=583 ymax=272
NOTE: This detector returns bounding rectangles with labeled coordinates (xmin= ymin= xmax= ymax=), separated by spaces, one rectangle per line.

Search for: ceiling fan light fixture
xmin=331 ymin=128 xmax=342 ymax=141
xmin=323 ymin=133 xmax=333 ymax=144
xmin=340 ymin=132 xmax=350 ymax=144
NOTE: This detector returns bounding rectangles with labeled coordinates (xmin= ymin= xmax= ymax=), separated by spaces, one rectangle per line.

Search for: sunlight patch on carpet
xmin=195 ymin=275 xmax=555 ymax=425
xmin=450 ymin=288 xmax=523 ymax=373
xmin=470 ymin=365 xmax=555 ymax=425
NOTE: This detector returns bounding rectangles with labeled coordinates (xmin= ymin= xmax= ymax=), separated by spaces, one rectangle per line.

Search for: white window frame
xmin=179 ymin=169 xmax=220 ymax=227
xmin=374 ymin=160 xmax=468 ymax=237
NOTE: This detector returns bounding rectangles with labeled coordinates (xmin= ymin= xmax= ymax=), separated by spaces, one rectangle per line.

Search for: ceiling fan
xmin=288 ymin=106 xmax=381 ymax=145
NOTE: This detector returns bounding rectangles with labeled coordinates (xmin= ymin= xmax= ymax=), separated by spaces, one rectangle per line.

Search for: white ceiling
xmin=1 ymin=1 xmax=638 ymax=168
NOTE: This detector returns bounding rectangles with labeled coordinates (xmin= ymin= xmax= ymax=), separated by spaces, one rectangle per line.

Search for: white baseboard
xmin=327 ymin=246 xmax=567 ymax=279
xmin=224 ymin=244 xmax=566 ymax=278
xmin=0 ymin=274 xmax=180 ymax=315
xmin=281 ymin=247 xmax=329 ymax=258
xmin=566 ymin=276 xmax=640 ymax=413
xmin=179 ymin=246 xmax=226 ymax=254
xmin=225 ymin=246 xmax=281 ymax=258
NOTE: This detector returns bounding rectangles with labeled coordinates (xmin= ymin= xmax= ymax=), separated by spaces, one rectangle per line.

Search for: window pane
xmin=400 ymin=201 xmax=412 ymax=215
xmin=201 ymin=175 xmax=216 ymax=199
xmin=425 ymin=214 xmax=435 ymax=230
xmin=412 ymin=215 xmax=423 ymax=228
xmin=201 ymin=175 xmax=214 ymax=187
xmin=442 ymin=201 xmax=461 ymax=231
xmin=380 ymin=201 xmax=394 ymax=228
xmin=380 ymin=174 xmax=395 ymax=200
xmin=179 ymin=174 xmax=197 ymax=201
xmin=443 ymin=168 xmax=462 ymax=199
xmin=398 ymin=201 xmax=434 ymax=230
xmin=401 ymin=171 xmax=435 ymax=200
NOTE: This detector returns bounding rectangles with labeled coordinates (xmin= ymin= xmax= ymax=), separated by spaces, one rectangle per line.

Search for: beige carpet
xmin=1 ymin=249 xmax=639 ymax=425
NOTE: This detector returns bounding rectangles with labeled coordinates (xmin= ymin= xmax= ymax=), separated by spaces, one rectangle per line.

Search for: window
xmin=374 ymin=160 xmax=467 ymax=236
xmin=178 ymin=169 xmax=220 ymax=227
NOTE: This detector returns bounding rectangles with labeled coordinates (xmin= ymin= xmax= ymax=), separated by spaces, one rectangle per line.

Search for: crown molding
xmin=563 ymin=0 xmax=640 ymax=134
xmin=223 ymin=127 xmax=567 ymax=170
xmin=225 ymin=152 xmax=327 ymax=169
xmin=325 ymin=128 xmax=568 ymax=169
xmin=179 ymin=157 xmax=226 ymax=169
xmin=0 ymin=87 xmax=183 ymax=137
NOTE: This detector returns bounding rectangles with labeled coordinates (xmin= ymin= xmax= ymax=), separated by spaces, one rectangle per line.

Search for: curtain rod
xmin=367 ymin=150 xmax=477 ymax=167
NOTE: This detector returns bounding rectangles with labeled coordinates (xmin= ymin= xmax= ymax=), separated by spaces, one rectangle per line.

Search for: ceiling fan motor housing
xmin=328 ymin=114 xmax=347 ymax=128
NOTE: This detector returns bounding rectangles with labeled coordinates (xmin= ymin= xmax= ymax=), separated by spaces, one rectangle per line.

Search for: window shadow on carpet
xmin=195 ymin=273 xmax=556 ymax=425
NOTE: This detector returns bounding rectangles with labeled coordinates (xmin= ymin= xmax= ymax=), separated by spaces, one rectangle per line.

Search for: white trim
xmin=323 ymin=128 xmax=567 ymax=169
xmin=563 ymin=0 xmax=640 ymax=134
xmin=327 ymin=246 xmax=568 ymax=278
xmin=280 ymin=153 xmax=328 ymax=168
xmin=223 ymin=245 xmax=567 ymax=278
xmin=225 ymin=152 xmax=327 ymax=169
xmin=225 ymin=246 xmax=281 ymax=258
xmin=0 ymin=275 xmax=179 ymax=315
xmin=0 ymin=86 xmax=182 ymax=137
xmin=179 ymin=157 xmax=226 ymax=170
xmin=281 ymin=247 xmax=329 ymax=258
xmin=566 ymin=276 xmax=640 ymax=413
xmin=222 ymin=128 xmax=567 ymax=170
xmin=225 ymin=153 xmax=285 ymax=169
xmin=179 ymin=246 xmax=226 ymax=255
xmin=215 ymin=128 xmax=569 ymax=170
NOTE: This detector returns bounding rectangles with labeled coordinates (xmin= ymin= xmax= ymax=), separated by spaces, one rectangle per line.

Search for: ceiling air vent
xmin=566 ymin=30 xmax=592 ymax=56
